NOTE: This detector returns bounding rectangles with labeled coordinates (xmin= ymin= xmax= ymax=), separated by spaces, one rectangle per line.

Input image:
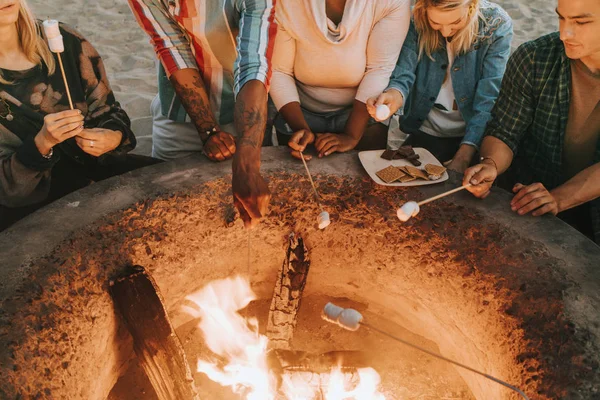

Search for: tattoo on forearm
xmin=234 ymin=98 xmax=266 ymax=149
xmin=171 ymin=74 xmax=215 ymax=139
xmin=238 ymin=137 xmax=260 ymax=148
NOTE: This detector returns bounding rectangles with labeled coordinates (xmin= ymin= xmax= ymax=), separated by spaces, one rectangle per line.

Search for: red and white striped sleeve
xmin=127 ymin=0 xmax=198 ymax=77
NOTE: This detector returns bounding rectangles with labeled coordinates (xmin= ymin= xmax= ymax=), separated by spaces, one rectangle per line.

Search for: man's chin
xmin=563 ymin=44 xmax=585 ymax=60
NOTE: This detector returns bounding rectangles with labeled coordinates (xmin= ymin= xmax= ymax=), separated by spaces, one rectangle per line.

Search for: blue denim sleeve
xmin=463 ymin=18 xmax=514 ymax=148
xmin=385 ymin=20 xmax=419 ymax=108
xmin=234 ymin=0 xmax=277 ymax=96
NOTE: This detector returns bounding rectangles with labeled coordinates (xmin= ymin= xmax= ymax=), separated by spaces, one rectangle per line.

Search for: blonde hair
xmin=0 ymin=0 xmax=56 ymax=84
xmin=414 ymin=0 xmax=482 ymax=60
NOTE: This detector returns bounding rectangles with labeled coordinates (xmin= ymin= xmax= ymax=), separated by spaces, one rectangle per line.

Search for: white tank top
xmin=420 ymin=41 xmax=466 ymax=138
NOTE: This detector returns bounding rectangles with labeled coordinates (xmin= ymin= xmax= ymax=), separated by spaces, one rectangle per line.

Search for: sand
xmin=29 ymin=0 xmax=157 ymax=122
xmin=28 ymin=0 xmax=558 ymax=140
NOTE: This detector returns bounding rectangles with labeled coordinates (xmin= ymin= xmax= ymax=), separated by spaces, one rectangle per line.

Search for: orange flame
xmin=185 ymin=276 xmax=386 ymax=399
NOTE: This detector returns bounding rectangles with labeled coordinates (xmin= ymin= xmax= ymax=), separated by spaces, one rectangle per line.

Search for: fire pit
xmin=1 ymin=148 xmax=599 ymax=399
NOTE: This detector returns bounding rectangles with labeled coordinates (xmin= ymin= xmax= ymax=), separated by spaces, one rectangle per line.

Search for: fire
xmin=184 ymin=276 xmax=386 ymax=399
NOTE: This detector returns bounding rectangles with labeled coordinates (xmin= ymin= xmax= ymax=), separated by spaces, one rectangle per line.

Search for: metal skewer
xmin=299 ymin=152 xmax=330 ymax=229
xmin=322 ymin=303 xmax=530 ymax=400
xmin=299 ymin=151 xmax=324 ymax=212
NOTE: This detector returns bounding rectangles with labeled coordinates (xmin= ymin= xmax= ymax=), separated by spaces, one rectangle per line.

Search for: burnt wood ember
xmin=109 ymin=265 xmax=198 ymax=400
xmin=267 ymin=233 xmax=311 ymax=349
xmin=267 ymin=349 xmax=369 ymax=399
xmin=273 ymin=350 xmax=368 ymax=373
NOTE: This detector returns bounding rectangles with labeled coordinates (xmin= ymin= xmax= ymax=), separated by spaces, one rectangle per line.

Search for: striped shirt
xmin=128 ymin=0 xmax=277 ymax=125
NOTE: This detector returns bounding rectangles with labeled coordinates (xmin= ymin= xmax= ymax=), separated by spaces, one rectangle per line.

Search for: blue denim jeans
xmin=274 ymin=107 xmax=353 ymax=137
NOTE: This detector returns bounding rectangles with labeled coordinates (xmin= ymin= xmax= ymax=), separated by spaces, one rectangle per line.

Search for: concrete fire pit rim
xmin=0 ymin=147 xmax=599 ymax=302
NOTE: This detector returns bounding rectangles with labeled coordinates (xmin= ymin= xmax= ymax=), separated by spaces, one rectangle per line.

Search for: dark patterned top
xmin=0 ymin=22 xmax=136 ymax=207
xmin=485 ymin=32 xmax=600 ymax=244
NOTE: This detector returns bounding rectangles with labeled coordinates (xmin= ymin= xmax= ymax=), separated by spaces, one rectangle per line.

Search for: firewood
xmin=109 ymin=265 xmax=198 ymax=400
xmin=266 ymin=233 xmax=311 ymax=349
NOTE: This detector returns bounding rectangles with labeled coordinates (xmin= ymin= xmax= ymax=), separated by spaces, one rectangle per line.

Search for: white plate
xmin=358 ymin=148 xmax=449 ymax=187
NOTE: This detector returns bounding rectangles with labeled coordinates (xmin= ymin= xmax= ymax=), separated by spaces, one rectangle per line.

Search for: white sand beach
xmin=30 ymin=0 xmax=157 ymax=122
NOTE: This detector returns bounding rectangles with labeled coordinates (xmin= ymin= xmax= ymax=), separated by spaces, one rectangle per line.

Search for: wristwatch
xmin=41 ymin=147 xmax=54 ymax=160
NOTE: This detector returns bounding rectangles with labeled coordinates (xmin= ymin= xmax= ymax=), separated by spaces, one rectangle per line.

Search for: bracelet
xmin=202 ymin=127 xmax=219 ymax=144
xmin=480 ymin=156 xmax=497 ymax=171
xmin=41 ymin=147 xmax=54 ymax=160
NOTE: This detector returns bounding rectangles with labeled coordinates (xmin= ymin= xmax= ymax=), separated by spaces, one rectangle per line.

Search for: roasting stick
xmin=418 ymin=183 xmax=473 ymax=206
xmin=43 ymin=20 xmax=74 ymax=110
xmin=247 ymin=229 xmax=252 ymax=282
xmin=299 ymin=152 xmax=330 ymax=229
xmin=322 ymin=303 xmax=530 ymax=400
xmin=245 ymin=228 xmax=251 ymax=322
xmin=397 ymin=184 xmax=473 ymax=222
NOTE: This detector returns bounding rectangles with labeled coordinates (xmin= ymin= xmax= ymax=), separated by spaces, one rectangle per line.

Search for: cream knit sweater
xmin=271 ymin=0 xmax=411 ymax=113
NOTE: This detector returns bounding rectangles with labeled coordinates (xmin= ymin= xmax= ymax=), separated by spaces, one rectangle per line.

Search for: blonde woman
xmin=367 ymin=0 xmax=513 ymax=172
xmin=0 ymin=0 xmax=158 ymax=231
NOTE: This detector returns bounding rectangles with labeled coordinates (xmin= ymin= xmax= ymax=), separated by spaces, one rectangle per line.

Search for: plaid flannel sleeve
xmin=484 ymin=41 xmax=537 ymax=153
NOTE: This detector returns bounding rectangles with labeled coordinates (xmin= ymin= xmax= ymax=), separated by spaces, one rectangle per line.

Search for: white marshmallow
xmin=47 ymin=35 xmax=64 ymax=53
xmin=322 ymin=302 xmax=363 ymax=331
xmin=317 ymin=211 xmax=330 ymax=230
xmin=43 ymin=20 xmax=61 ymax=39
xmin=375 ymin=104 xmax=391 ymax=121
xmin=397 ymin=201 xmax=420 ymax=222
xmin=322 ymin=303 xmax=344 ymax=323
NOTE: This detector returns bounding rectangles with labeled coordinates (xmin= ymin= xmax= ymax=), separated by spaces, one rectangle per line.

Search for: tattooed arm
xmin=170 ymin=69 xmax=236 ymax=161
xmin=232 ymin=80 xmax=271 ymax=228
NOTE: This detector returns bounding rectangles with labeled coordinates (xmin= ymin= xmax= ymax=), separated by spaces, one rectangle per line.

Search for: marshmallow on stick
xmin=43 ymin=20 xmax=74 ymax=109
xmin=300 ymin=152 xmax=331 ymax=230
xmin=397 ymin=184 xmax=473 ymax=222
xmin=322 ymin=302 xmax=363 ymax=331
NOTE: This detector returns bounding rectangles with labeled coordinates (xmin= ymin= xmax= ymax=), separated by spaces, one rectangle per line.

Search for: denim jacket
xmin=387 ymin=0 xmax=513 ymax=148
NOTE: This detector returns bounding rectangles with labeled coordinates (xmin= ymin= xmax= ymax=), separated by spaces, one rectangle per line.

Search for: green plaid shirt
xmin=486 ymin=32 xmax=600 ymax=244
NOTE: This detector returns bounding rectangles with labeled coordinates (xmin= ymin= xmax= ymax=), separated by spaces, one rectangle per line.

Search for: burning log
xmin=271 ymin=350 xmax=381 ymax=400
xmin=266 ymin=233 xmax=311 ymax=349
xmin=109 ymin=265 xmax=199 ymax=400
xmin=273 ymin=350 xmax=368 ymax=373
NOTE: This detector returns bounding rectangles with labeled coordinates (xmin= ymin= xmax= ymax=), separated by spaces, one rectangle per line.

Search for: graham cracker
xmin=404 ymin=165 xmax=429 ymax=180
xmin=376 ymin=166 xmax=404 ymax=183
xmin=398 ymin=174 xmax=416 ymax=183
xmin=425 ymin=164 xmax=447 ymax=176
